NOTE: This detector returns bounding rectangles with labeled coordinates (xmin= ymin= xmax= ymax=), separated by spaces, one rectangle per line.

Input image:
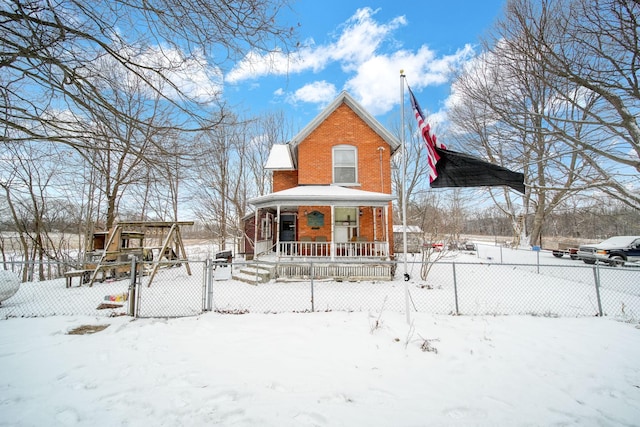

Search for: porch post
xmin=275 ymin=205 xmax=281 ymax=257
xmin=254 ymin=207 xmax=259 ymax=258
xmin=373 ymin=207 xmax=377 ymax=242
xmin=330 ymin=205 xmax=335 ymax=260
xmin=384 ymin=204 xmax=390 ymax=260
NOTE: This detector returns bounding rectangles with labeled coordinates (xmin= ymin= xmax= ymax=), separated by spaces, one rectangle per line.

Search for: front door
xmin=280 ymin=214 xmax=296 ymax=242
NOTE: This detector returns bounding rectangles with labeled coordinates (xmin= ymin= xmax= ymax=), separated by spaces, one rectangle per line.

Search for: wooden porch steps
xmin=232 ymin=263 xmax=275 ymax=285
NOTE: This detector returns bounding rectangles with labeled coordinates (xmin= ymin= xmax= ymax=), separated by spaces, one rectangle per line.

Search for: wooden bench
xmin=64 ymin=270 xmax=90 ymax=288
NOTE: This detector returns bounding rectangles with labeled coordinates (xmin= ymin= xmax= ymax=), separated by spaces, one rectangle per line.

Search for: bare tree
xmin=1 ymin=0 xmax=298 ymax=259
xmin=79 ymin=78 xmax=162 ymax=229
xmin=0 ymin=141 xmax=70 ymax=280
xmin=191 ymin=115 xmax=249 ymax=249
xmin=410 ymin=191 xmax=466 ymax=281
xmin=1 ymin=0 xmax=297 ymax=148
xmin=189 ymin=110 xmax=295 ymax=251
xmin=448 ymin=0 xmax=634 ymax=245
xmin=497 ymin=0 xmax=639 ymax=207
xmin=246 ymin=111 xmax=294 ymax=197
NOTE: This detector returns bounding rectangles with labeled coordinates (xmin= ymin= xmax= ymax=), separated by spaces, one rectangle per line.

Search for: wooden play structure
xmin=69 ymin=221 xmax=194 ymax=287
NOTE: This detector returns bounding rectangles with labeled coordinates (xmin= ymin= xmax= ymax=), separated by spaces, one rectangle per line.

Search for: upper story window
xmin=333 ymin=145 xmax=357 ymax=184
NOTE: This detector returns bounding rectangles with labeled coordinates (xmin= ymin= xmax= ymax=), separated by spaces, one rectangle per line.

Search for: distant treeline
xmin=462 ymin=205 xmax=640 ymax=242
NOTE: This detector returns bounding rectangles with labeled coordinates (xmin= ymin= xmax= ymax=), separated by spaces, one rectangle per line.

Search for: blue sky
xmin=221 ymin=1 xmax=506 ymax=133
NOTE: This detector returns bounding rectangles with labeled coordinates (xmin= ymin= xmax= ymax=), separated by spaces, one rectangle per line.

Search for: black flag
xmin=431 ymin=147 xmax=525 ymax=194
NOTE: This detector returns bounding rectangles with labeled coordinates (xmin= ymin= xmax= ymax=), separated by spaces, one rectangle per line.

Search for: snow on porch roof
xmin=247 ymin=185 xmax=395 ymax=209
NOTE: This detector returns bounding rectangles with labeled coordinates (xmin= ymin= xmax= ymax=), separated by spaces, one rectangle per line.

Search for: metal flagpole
xmin=400 ymin=70 xmax=410 ymax=324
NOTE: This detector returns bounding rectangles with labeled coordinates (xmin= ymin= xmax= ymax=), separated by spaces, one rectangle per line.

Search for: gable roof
xmin=289 ymin=91 xmax=401 ymax=154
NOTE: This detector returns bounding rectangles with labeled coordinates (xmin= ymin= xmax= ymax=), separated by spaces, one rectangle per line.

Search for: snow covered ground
xmin=1 ymin=244 xmax=640 ymax=426
xmin=2 ymin=311 xmax=639 ymax=426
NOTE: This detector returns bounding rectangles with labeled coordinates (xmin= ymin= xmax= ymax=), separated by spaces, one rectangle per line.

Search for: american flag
xmin=407 ymin=85 xmax=446 ymax=183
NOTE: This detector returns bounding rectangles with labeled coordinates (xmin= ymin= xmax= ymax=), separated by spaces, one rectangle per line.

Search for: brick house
xmin=244 ymin=91 xmax=400 ymax=279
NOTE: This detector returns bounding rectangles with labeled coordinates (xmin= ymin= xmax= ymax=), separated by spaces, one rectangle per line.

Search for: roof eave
xmin=247 ymin=185 xmax=396 ymax=209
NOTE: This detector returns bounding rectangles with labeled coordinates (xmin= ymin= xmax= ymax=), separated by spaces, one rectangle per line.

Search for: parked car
xmin=577 ymin=236 xmax=640 ymax=266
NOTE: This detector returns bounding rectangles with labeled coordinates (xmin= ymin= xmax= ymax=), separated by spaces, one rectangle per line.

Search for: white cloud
xmin=289 ymin=81 xmax=337 ymax=105
xmin=345 ymin=45 xmax=475 ymax=115
xmin=226 ymin=49 xmax=295 ymax=83
xmin=331 ymin=8 xmax=407 ymax=72
xmin=226 ymin=8 xmax=405 ymax=85
xmin=88 ymin=42 xmax=224 ymax=104
xmin=226 ymin=7 xmax=477 ymax=115
xmin=135 ymin=45 xmax=223 ymax=103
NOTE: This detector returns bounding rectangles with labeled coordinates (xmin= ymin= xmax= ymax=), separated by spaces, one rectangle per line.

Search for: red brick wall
xmin=297 ymin=206 xmax=332 ymax=240
xmin=297 ymin=104 xmax=392 ymax=193
xmin=273 ymin=170 xmax=298 ymax=192
xmin=295 ymin=103 xmax=394 ymax=252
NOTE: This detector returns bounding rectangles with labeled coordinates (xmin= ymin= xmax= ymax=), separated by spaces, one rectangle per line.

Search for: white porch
xmin=246 ymin=185 xmax=395 ymax=279
xmin=248 ymin=185 xmax=395 ymax=261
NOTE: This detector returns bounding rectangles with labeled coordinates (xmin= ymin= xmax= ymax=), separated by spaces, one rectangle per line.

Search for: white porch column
xmin=275 ymin=205 xmax=281 ymax=257
xmin=330 ymin=205 xmax=335 ymax=261
xmin=373 ymin=207 xmax=377 ymax=242
xmin=254 ymin=207 xmax=259 ymax=258
xmin=384 ymin=204 xmax=390 ymax=260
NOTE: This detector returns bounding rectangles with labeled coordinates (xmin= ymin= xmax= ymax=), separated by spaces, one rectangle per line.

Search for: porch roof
xmin=247 ymin=185 xmax=395 ymax=209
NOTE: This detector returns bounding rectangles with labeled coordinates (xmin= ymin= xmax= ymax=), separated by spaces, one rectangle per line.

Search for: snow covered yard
xmin=1 ymin=311 xmax=639 ymax=426
xmin=1 ymin=244 xmax=640 ymax=426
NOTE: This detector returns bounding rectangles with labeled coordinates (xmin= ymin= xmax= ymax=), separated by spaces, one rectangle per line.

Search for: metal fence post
xmin=203 ymin=259 xmax=208 ymax=311
xmin=536 ymin=250 xmax=540 ymax=274
xmin=310 ymin=260 xmax=315 ymax=312
xmin=593 ymin=265 xmax=603 ymax=316
xmin=208 ymin=258 xmax=215 ymax=311
xmin=203 ymin=259 xmax=211 ymax=312
xmin=453 ymin=262 xmax=459 ymax=315
xmin=128 ymin=257 xmax=138 ymax=317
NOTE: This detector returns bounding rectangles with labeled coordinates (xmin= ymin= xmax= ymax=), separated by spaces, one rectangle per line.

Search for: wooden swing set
xmin=69 ymin=221 xmax=194 ymax=288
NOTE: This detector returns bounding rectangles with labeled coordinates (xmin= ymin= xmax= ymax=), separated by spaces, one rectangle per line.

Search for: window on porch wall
xmin=334 ymin=207 xmax=358 ymax=242
xmin=333 ymin=145 xmax=357 ymax=184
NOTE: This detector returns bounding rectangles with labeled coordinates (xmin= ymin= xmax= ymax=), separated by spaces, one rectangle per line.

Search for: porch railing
xmin=278 ymin=241 xmax=388 ymax=258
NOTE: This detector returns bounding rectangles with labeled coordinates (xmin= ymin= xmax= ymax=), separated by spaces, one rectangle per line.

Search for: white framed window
xmin=260 ymin=213 xmax=272 ymax=240
xmin=333 ymin=145 xmax=357 ymax=184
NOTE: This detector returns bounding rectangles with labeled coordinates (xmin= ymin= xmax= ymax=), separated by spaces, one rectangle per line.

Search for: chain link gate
xmin=129 ymin=258 xmax=207 ymax=318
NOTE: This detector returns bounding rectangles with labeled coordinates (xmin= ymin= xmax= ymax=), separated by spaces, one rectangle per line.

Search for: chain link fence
xmin=1 ymin=250 xmax=639 ymax=321
xmin=205 ymin=260 xmax=639 ymax=321
xmin=0 ymin=260 xmax=207 ymax=319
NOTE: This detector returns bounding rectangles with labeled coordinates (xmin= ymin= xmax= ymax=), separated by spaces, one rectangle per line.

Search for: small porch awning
xmin=247 ymin=185 xmax=395 ymax=209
